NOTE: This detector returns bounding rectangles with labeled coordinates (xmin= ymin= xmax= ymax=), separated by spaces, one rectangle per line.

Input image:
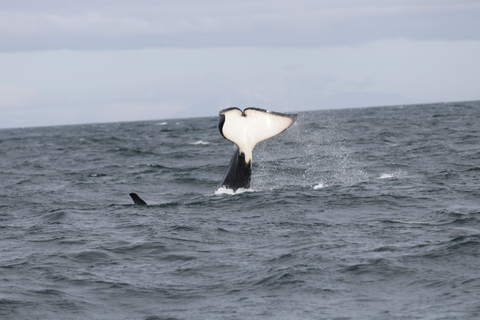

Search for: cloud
xmin=1 ymin=41 xmax=480 ymax=129
xmin=0 ymin=85 xmax=40 ymax=108
xmin=1 ymin=0 xmax=479 ymax=51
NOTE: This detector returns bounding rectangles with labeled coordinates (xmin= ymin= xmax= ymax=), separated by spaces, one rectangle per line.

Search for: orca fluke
xmin=217 ymin=107 xmax=297 ymax=191
xmin=129 ymin=193 xmax=147 ymax=205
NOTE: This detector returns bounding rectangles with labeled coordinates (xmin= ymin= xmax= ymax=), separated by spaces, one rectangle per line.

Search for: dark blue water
xmin=1 ymin=102 xmax=480 ymax=319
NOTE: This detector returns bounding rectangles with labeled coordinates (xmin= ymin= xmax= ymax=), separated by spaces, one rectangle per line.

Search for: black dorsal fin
xmin=129 ymin=193 xmax=147 ymax=205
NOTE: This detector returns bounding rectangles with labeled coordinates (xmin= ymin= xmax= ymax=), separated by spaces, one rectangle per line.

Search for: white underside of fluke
xmin=220 ymin=108 xmax=296 ymax=163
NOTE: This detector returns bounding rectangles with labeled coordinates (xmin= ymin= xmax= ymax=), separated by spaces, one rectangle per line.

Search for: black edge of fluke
xmin=129 ymin=193 xmax=147 ymax=205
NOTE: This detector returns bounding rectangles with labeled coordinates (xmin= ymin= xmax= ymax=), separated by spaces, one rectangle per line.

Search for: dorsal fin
xmin=129 ymin=193 xmax=147 ymax=205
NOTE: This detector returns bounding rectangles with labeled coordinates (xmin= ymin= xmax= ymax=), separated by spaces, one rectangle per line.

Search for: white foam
xmin=191 ymin=140 xmax=210 ymax=145
xmin=214 ymin=187 xmax=254 ymax=195
xmin=155 ymin=122 xmax=168 ymax=126
xmin=379 ymin=170 xmax=407 ymax=179
xmin=313 ymin=182 xmax=328 ymax=189
xmin=379 ymin=173 xmax=394 ymax=179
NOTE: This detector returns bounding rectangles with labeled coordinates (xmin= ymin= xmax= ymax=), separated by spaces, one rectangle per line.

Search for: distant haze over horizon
xmin=3 ymin=99 xmax=478 ymax=131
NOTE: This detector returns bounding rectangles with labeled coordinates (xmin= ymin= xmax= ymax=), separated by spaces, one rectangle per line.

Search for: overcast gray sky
xmin=1 ymin=0 xmax=480 ymax=128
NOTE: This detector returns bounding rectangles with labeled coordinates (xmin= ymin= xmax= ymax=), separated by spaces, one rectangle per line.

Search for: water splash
xmin=313 ymin=182 xmax=329 ymax=189
xmin=214 ymin=187 xmax=254 ymax=196
xmin=254 ymin=110 xmax=368 ymax=190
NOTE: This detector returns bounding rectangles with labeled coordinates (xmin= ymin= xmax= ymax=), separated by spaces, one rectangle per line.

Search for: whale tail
xmin=217 ymin=108 xmax=297 ymax=191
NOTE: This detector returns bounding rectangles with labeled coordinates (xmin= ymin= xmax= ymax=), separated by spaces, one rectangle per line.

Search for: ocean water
xmin=1 ymin=101 xmax=480 ymax=319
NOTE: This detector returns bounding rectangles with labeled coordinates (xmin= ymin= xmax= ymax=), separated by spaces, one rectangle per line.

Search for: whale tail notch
xmin=217 ymin=107 xmax=297 ymax=191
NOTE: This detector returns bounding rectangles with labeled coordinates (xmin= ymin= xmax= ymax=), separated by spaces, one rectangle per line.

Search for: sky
xmin=1 ymin=0 xmax=480 ymax=128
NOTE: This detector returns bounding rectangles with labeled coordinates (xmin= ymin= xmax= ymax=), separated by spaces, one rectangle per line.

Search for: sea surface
xmin=1 ymin=101 xmax=480 ymax=319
